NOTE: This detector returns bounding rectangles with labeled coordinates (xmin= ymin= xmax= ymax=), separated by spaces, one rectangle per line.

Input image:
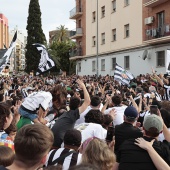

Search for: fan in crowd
xmin=0 ymin=70 xmax=170 ymax=170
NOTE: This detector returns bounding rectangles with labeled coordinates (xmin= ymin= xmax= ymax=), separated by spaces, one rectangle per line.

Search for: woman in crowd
xmin=0 ymin=103 xmax=14 ymax=150
xmin=81 ymin=137 xmax=116 ymax=170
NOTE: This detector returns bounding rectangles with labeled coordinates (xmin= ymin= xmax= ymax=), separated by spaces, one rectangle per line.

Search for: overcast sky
xmin=0 ymin=0 xmax=75 ymax=41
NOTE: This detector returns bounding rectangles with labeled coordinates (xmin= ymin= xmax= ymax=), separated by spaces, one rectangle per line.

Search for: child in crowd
xmin=0 ymin=146 xmax=15 ymax=167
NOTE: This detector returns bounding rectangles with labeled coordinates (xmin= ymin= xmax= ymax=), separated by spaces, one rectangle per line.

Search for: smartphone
xmin=106 ymin=126 xmax=115 ymax=142
xmin=150 ymin=105 xmax=158 ymax=115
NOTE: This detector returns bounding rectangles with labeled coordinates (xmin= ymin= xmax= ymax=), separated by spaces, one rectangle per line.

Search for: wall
xmin=86 ymin=0 xmax=143 ymax=56
xmin=77 ymin=44 xmax=169 ymax=76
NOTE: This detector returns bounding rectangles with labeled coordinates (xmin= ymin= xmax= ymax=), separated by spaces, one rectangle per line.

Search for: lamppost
xmin=96 ymin=0 xmax=99 ymax=78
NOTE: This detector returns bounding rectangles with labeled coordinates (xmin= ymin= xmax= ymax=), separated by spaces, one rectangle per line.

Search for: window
xmin=112 ymin=0 xmax=116 ymax=12
xmin=124 ymin=0 xmax=129 ymax=6
xmin=157 ymin=11 xmax=164 ymax=29
xmin=92 ymin=60 xmax=96 ymax=71
xmin=92 ymin=11 xmax=96 ymax=22
xmin=101 ymin=33 xmax=105 ymax=44
xmin=112 ymin=58 xmax=116 ymax=70
xmin=124 ymin=24 xmax=129 ymax=38
xmin=101 ymin=6 xmax=105 ymax=18
xmin=124 ymin=56 xmax=130 ymax=69
xmin=157 ymin=51 xmax=165 ymax=67
xmin=101 ymin=59 xmax=105 ymax=71
xmin=92 ymin=36 xmax=96 ymax=46
xmin=112 ymin=29 xmax=116 ymax=41
xmin=78 ymin=62 xmax=81 ymax=72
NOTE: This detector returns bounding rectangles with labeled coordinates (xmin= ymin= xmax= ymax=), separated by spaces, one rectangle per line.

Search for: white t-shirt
xmin=75 ymin=123 xmax=107 ymax=143
xmin=158 ymin=127 xmax=170 ymax=142
xmin=104 ymin=106 xmax=127 ymax=126
xmin=22 ymin=91 xmax=52 ymax=111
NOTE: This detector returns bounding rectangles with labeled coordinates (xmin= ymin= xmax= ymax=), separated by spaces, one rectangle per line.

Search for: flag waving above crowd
xmin=33 ymin=43 xmax=55 ymax=75
xmin=114 ymin=63 xmax=134 ymax=85
xmin=0 ymin=31 xmax=17 ymax=73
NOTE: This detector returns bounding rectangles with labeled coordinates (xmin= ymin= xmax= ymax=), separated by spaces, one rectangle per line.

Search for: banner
xmin=33 ymin=43 xmax=55 ymax=75
xmin=0 ymin=31 xmax=17 ymax=73
xmin=166 ymin=49 xmax=170 ymax=74
xmin=114 ymin=63 xmax=134 ymax=85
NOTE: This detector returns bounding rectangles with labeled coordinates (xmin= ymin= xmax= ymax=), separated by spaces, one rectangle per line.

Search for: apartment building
xmin=0 ymin=13 xmax=9 ymax=49
xmin=143 ymin=0 xmax=170 ymax=74
xmin=10 ymin=29 xmax=26 ymax=72
xmin=69 ymin=0 xmax=170 ymax=76
xmin=69 ymin=0 xmax=86 ymax=67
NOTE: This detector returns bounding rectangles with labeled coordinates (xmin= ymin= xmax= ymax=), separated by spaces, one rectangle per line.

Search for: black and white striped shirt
xmin=46 ymin=148 xmax=82 ymax=170
xmin=163 ymin=85 xmax=170 ymax=101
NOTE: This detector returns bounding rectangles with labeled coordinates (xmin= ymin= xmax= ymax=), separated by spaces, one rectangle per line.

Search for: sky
xmin=0 ymin=0 xmax=75 ymax=41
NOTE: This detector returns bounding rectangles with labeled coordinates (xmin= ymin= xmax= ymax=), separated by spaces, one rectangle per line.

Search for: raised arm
xmin=77 ymin=79 xmax=91 ymax=114
xmin=101 ymin=95 xmax=111 ymax=114
xmin=151 ymin=67 xmax=164 ymax=87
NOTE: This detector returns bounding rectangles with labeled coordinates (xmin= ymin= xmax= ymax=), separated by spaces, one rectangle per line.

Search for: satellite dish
xmin=142 ymin=50 xmax=150 ymax=60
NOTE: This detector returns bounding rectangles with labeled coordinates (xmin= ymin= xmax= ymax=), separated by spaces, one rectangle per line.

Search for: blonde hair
xmin=81 ymin=138 xmax=116 ymax=170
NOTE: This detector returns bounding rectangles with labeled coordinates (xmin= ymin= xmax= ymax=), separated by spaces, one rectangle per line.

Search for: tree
xmin=49 ymin=25 xmax=76 ymax=75
xmin=49 ymin=39 xmax=76 ymax=74
xmin=51 ymin=25 xmax=69 ymax=43
xmin=25 ymin=0 xmax=46 ymax=74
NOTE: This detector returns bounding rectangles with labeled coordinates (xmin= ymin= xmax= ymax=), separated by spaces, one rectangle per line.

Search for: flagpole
xmin=96 ymin=0 xmax=99 ymax=78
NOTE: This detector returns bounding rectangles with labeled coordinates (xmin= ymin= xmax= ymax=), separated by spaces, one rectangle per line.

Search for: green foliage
xmin=25 ymin=0 xmax=46 ymax=74
xmin=49 ymin=25 xmax=76 ymax=75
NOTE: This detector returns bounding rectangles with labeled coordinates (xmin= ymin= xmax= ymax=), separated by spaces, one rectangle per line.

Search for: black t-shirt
xmin=52 ymin=109 xmax=80 ymax=148
xmin=114 ymin=122 xmax=143 ymax=155
xmin=117 ymin=136 xmax=170 ymax=170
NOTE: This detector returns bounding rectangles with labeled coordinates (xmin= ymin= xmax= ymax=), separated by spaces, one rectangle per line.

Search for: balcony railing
xmin=143 ymin=0 xmax=168 ymax=7
xmin=70 ymin=5 xmax=83 ymax=19
xmin=144 ymin=24 xmax=170 ymax=44
xmin=69 ymin=47 xmax=82 ymax=58
xmin=70 ymin=28 xmax=83 ymax=39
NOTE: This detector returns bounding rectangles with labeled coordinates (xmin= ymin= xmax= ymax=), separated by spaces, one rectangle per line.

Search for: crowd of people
xmin=0 ymin=69 xmax=170 ymax=170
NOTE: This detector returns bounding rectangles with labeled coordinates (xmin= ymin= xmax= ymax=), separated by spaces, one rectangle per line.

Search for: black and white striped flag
xmin=0 ymin=31 xmax=17 ymax=73
xmin=114 ymin=63 xmax=134 ymax=85
xmin=33 ymin=43 xmax=55 ymax=75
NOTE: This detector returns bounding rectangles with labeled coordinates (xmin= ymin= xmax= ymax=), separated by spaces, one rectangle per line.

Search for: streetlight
xmin=96 ymin=0 xmax=99 ymax=78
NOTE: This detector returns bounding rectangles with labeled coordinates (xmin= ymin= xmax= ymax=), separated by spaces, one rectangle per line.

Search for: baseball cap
xmin=124 ymin=106 xmax=138 ymax=119
xmin=143 ymin=114 xmax=163 ymax=133
xmin=64 ymin=129 xmax=82 ymax=147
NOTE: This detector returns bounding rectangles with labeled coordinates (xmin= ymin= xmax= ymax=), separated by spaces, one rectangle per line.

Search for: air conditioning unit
xmin=145 ymin=16 xmax=154 ymax=25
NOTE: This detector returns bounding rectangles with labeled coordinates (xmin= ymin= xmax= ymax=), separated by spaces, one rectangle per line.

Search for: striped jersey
xmin=163 ymin=84 xmax=170 ymax=101
xmin=46 ymin=148 xmax=82 ymax=170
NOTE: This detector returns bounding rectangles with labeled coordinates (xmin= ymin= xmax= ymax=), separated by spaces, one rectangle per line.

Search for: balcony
xmin=70 ymin=28 xmax=83 ymax=39
xmin=70 ymin=6 xmax=83 ymax=19
xmin=144 ymin=24 xmax=170 ymax=44
xmin=69 ymin=47 xmax=83 ymax=60
xmin=143 ymin=0 xmax=168 ymax=7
